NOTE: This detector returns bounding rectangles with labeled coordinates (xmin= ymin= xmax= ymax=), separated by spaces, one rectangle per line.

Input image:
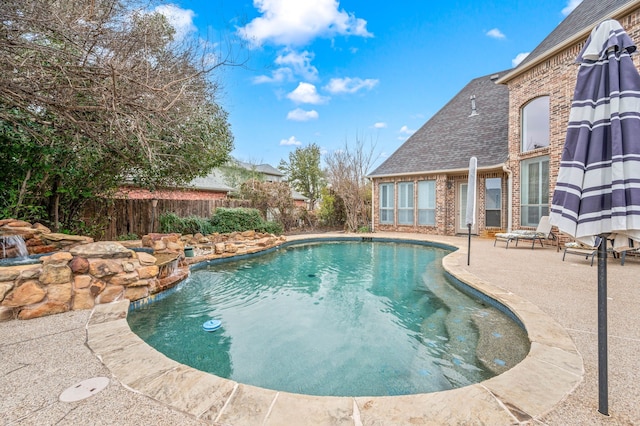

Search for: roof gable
xmin=502 ymin=0 xmax=638 ymax=81
xmin=369 ymin=70 xmax=510 ymax=177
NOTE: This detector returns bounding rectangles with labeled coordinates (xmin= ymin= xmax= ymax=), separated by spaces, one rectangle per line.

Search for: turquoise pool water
xmin=127 ymin=241 xmax=529 ymax=397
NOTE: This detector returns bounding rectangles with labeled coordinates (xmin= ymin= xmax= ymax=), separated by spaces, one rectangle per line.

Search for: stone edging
xmin=86 ymin=235 xmax=583 ymax=425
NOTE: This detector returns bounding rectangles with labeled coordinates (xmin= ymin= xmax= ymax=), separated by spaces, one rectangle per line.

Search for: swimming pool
xmin=127 ymin=240 xmax=529 ymax=397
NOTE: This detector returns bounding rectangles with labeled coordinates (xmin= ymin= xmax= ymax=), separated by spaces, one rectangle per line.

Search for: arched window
xmin=521 ymin=96 xmax=550 ymax=152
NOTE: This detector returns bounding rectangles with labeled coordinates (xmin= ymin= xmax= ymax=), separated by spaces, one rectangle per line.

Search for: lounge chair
xmin=562 ymin=237 xmax=602 ymax=266
xmin=613 ymin=240 xmax=639 ymax=265
xmin=494 ymin=216 xmax=555 ymax=249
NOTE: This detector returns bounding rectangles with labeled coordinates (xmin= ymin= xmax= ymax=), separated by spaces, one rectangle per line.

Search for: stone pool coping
xmin=86 ymin=234 xmax=583 ymax=425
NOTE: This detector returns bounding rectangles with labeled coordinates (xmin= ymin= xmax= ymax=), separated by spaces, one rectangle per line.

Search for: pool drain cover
xmin=59 ymin=377 xmax=110 ymax=402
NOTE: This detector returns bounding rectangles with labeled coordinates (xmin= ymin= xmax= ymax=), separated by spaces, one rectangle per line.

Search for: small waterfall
xmin=1 ymin=235 xmax=29 ymax=259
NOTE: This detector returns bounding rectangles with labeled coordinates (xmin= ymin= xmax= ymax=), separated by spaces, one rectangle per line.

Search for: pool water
xmin=127 ymin=241 xmax=529 ymax=397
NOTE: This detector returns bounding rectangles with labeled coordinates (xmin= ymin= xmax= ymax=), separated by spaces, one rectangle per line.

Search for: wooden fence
xmin=82 ymin=198 xmax=250 ymax=241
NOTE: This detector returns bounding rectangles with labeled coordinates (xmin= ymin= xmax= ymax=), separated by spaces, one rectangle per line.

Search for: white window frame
xmin=379 ymin=183 xmax=394 ymax=224
xmin=521 ymin=96 xmax=550 ymax=152
xmin=485 ymin=178 xmax=502 ymax=227
xmin=520 ymin=156 xmax=549 ymax=227
xmin=398 ymin=182 xmax=414 ymax=225
xmin=417 ymin=180 xmax=436 ymax=226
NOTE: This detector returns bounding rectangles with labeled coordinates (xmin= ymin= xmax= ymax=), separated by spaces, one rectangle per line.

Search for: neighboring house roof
xmin=499 ymin=0 xmax=638 ymax=83
xmin=188 ymin=169 xmax=235 ymax=192
xmin=368 ymin=70 xmax=510 ymax=178
xmin=291 ymin=189 xmax=309 ymax=201
xmin=237 ymin=161 xmax=284 ymax=178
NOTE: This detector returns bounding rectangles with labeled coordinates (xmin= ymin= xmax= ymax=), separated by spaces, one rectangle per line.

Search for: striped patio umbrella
xmin=550 ymin=19 xmax=640 ymax=247
xmin=549 ymin=19 xmax=640 ymax=416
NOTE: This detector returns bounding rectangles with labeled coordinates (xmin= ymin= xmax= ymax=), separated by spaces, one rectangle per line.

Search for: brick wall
xmin=371 ymin=169 xmax=508 ymax=236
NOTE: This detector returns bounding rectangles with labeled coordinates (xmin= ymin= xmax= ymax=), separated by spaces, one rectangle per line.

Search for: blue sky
xmin=157 ymin=0 xmax=583 ymax=169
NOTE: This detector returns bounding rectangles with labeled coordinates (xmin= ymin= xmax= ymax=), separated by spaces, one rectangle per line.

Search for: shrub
xmin=210 ymin=207 xmax=263 ymax=233
xmin=159 ymin=212 xmax=213 ymax=235
xmin=210 ymin=207 xmax=283 ymax=235
xmin=117 ymin=232 xmax=139 ymax=241
xmin=257 ymin=220 xmax=284 ymax=235
xmin=159 ymin=212 xmax=183 ymax=233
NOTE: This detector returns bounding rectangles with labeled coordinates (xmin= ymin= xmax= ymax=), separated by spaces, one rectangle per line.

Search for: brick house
xmin=369 ymin=0 xmax=640 ymax=237
xmin=368 ymin=71 xmax=511 ymax=236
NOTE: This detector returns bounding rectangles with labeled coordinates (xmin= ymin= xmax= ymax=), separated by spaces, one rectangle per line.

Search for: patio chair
xmin=562 ymin=237 xmax=602 ymax=266
xmin=494 ymin=216 xmax=555 ymax=249
xmin=613 ymin=239 xmax=639 ymax=265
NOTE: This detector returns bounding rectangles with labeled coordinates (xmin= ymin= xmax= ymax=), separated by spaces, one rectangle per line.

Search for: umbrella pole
xmin=467 ymin=224 xmax=471 ymax=265
xmin=597 ymin=234 xmax=609 ymax=416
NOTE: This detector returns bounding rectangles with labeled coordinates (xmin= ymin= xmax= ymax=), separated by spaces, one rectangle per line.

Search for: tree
xmin=0 ymin=0 xmax=237 ymax=231
xmin=324 ymin=138 xmax=377 ymax=232
xmin=278 ymin=143 xmax=325 ymax=210
xmin=220 ymin=159 xmax=265 ymax=194
xmin=239 ymin=179 xmax=297 ymax=231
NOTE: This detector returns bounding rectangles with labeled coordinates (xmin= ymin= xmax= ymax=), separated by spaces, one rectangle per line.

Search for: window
xmin=417 ymin=180 xmax=436 ymax=225
xmin=379 ymin=183 xmax=394 ymax=224
xmin=398 ymin=182 xmax=414 ymax=225
xmin=485 ymin=178 xmax=502 ymax=227
xmin=521 ymin=96 xmax=550 ymax=152
xmin=521 ymin=157 xmax=549 ymax=226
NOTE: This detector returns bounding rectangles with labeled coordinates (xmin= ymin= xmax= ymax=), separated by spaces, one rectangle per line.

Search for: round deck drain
xmin=59 ymin=377 xmax=110 ymax=402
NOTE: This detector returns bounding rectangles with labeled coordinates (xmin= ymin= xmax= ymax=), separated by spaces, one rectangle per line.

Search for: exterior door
xmin=456 ymin=182 xmax=478 ymax=234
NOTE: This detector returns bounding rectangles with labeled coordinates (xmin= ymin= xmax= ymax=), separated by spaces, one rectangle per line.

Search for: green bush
xmin=117 ymin=232 xmax=139 ymax=241
xmin=159 ymin=212 xmax=183 ymax=233
xmin=159 ymin=212 xmax=213 ymax=235
xmin=257 ymin=220 xmax=284 ymax=235
xmin=210 ymin=207 xmax=283 ymax=235
xmin=210 ymin=208 xmax=263 ymax=233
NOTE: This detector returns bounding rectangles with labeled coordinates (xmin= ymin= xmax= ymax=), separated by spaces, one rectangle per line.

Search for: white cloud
xmin=399 ymin=125 xmax=415 ymax=135
xmin=287 ymin=82 xmax=329 ymax=104
xmin=486 ymin=28 xmax=505 ymax=39
xmin=275 ymin=49 xmax=318 ymax=81
xmin=287 ymin=108 xmax=319 ymax=121
xmin=373 ymin=122 xmax=387 ymax=129
xmin=324 ymin=77 xmax=379 ymax=95
xmin=237 ymin=0 xmax=373 ymax=47
xmin=512 ymin=52 xmax=530 ymax=67
xmin=154 ymin=5 xmax=196 ymax=42
xmin=254 ymin=49 xmax=319 ymax=84
xmin=253 ymin=68 xmax=294 ymax=84
xmin=562 ymin=0 xmax=583 ymax=16
xmin=280 ymin=136 xmax=303 ymax=146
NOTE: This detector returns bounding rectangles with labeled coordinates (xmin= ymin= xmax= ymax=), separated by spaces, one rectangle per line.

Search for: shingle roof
xmin=368 ymin=70 xmax=510 ymax=177
xmin=504 ymin=0 xmax=638 ymax=79
xmin=237 ymin=161 xmax=284 ymax=177
xmin=188 ymin=169 xmax=236 ymax=192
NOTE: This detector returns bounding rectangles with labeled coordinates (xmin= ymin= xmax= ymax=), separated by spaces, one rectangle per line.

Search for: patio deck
xmin=1 ymin=232 xmax=638 ymax=425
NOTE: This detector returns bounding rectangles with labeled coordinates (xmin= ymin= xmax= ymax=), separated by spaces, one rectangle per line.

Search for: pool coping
xmin=85 ymin=234 xmax=583 ymax=425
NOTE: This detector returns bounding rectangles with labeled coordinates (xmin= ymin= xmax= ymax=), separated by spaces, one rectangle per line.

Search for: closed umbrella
xmin=549 ymin=19 xmax=640 ymax=416
xmin=466 ymin=157 xmax=477 ymax=265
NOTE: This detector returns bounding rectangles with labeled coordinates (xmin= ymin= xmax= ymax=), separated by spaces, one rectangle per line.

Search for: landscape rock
xmin=72 ymin=288 xmax=95 ymax=310
xmin=47 ymin=283 xmax=72 ymax=304
xmin=1 ymin=281 xmax=45 ymax=307
xmin=97 ymin=285 xmax=124 ymax=303
xmin=69 ymin=256 xmax=90 ymax=274
xmin=39 ymin=263 xmax=72 ymax=285
xmin=73 ymin=275 xmax=92 ymax=289
xmin=70 ymin=242 xmax=132 ymax=259
xmin=135 ymin=252 xmax=157 ymax=266
xmin=88 ymin=259 xmax=124 ymax=278
xmin=18 ymin=301 xmax=69 ymax=319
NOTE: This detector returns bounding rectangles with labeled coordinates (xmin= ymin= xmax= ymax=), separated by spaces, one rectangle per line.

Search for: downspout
xmin=370 ymin=178 xmax=375 ymax=232
xmin=503 ymin=163 xmax=513 ymax=232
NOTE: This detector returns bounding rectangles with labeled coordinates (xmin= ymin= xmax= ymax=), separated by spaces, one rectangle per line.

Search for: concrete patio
xmin=1 ymin=233 xmax=638 ymax=425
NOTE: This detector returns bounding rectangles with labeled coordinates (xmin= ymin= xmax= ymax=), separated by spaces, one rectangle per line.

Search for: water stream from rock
xmin=0 ymin=235 xmax=29 ymax=259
